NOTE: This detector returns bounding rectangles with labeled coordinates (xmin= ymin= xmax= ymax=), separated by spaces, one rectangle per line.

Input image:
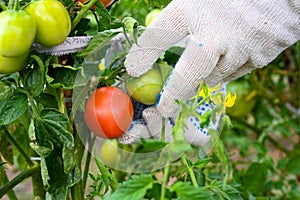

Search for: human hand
xmin=125 ymin=0 xmax=300 ymax=119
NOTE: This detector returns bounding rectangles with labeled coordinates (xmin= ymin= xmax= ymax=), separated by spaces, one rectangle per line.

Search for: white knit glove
xmin=118 ymin=85 xmax=226 ymax=146
xmin=125 ymin=0 xmax=300 ymax=119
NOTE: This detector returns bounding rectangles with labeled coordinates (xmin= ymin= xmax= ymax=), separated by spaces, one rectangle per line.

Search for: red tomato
xmin=84 ymin=86 xmax=134 ymax=138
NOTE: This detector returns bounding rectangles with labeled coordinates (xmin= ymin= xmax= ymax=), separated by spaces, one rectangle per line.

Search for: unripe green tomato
xmin=100 ymin=139 xmax=118 ymax=167
xmin=126 ymin=68 xmax=163 ymax=105
xmin=25 ymin=0 xmax=71 ymax=46
xmin=0 ymin=53 xmax=29 ymax=74
xmin=226 ymin=79 xmax=257 ymax=117
xmin=125 ymin=63 xmax=173 ymax=105
xmin=0 ymin=10 xmax=36 ymax=57
xmin=145 ymin=9 xmax=161 ymax=26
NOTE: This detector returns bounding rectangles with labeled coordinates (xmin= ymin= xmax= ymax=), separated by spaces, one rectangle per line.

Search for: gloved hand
xmin=117 ymin=85 xmax=226 ymax=146
xmin=124 ymin=0 xmax=300 ymax=119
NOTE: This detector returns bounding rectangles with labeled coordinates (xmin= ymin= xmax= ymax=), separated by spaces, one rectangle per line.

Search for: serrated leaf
xmin=0 ymin=92 xmax=28 ymax=125
xmin=170 ymin=182 xmax=213 ymax=200
xmin=107 ymin=174 xmax=154 ymax=200
xmin=40 ymin=108 xmax=74 ymax=149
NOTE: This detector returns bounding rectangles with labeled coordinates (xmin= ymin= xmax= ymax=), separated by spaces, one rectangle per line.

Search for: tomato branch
xmin=71 ymin=0 xmax=99 ymax=31
xmin=181 ymin=155 xmax=199 ymax=188
xmin=2 ymin=126 xmax=34 ymax=167
xmin=0 ymin=163 xmax=39 ymax=199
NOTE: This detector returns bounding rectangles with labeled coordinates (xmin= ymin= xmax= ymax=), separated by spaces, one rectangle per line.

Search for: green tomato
xmin=226 ymin=79 xmax=257 ymax=117
xmin=26 ymin=0 xmax=71 ymax=47
xmin=0 ymin=53 xmax=29 ymax=74
xmin=100 ymin=139 xmax=119 ymax=167
xmin=0 ymin=10 xmax=36 ymax=57
xmin=145 ymin=9 xmax=161 ymax=26
xmin=125 ymin=62 xmax=173 ymax=105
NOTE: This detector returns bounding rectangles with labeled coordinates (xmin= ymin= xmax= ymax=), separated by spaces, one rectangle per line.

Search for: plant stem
xmin=2 ymin=126 xmax=34 ymax=167
xmin=13 ymin=0 xmax=19 ymax=10
xmin=160 ymin=161 xmax=170 ymax=200
xmin=71 ymin=0 xmax=99 ymax=31
xmin=181 ymin=156 xmax=199 ymax=188
xmin=31 ymin=168 xmax=46 ymax=200
xmin=71 ymin=181 xmax=84 ymax=200
xmin=0 ymin=163 xmax=39 ymax=199
xmin=1 ymin=171 xmax=18 ymax=200
xmin=0 ymin=1 xmax=7 ymax=10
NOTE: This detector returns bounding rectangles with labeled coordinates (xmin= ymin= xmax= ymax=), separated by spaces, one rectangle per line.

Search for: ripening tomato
xmin=0 ymin=53 xmax=29 ymax=74
xmin=25 ymin=0 xmax=71 ymax=47
xmin=84 ymin=86 xmax=134 ymax=138
xmin=0 ymin=10 xmax=36 ymax=57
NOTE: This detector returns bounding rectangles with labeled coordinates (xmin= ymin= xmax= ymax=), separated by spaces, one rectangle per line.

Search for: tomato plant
xmin=0 ymin=10 xmax=36 ymax=57
xmin=25 ymin=0 xmax=71 ymax=46
xmin=84 ymin=86 xmax=134 ymax=138
xmin=0 ymin=0 xmax=299 ymax=199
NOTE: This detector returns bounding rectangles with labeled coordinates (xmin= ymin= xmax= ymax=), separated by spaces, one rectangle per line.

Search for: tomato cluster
xmin=0 ymin=0 xmax=71 ymax=74
xmin=84 ymin=62 xmax=173 ymax=139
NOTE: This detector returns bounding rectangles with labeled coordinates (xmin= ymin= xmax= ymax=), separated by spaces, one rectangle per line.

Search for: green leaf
xmin=23 ymin=65 xmax=44 ymax=97
xmin=43 ymin=149 xmax=81 ymax=200
xmin=209 ymin=181 xmax=243 ymax=200
xmin=40 ymin=108 xmax=74 ymax=149
xmin=62 ymin=144 xmax=75 ymax=173
xmin=122 ymin=17 xmax=139 ymax=44
xmin=170 ymin=181 xmax=213 ymax=200
xmin=0 ymin=92 xmax=28 ymax=125
xmin=139 ymin=139 xmax=168 ymax=152
xmin=144 ymin=0 xmax=171 ymax=7
xmin=193 ymin=158 xmax=212 ymax=168
xmin=46 ymin=64 xmax=85 ymax=89
xmin=0 ymin=82 xmax=14 ymax=100
xmin=286 ymin=154 xmax=300 ymax=175
xmin=78 ymin=29 xmax=121 ymax=57
xmin=107 ymin=174 xmax=154 ymax=200
xmin=94 ymin=1 xmax=111 ymax=31
xmin=243 ymin=162 xmax=268 ymax=195
xmin=36 ymin=93 xmax=58 ymax=110
xmin=28 ymin=119 xmax=54 ymax=157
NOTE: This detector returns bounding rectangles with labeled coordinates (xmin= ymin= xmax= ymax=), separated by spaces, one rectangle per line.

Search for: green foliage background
xmin=0 ymin=0 xmax=299 ymax=199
